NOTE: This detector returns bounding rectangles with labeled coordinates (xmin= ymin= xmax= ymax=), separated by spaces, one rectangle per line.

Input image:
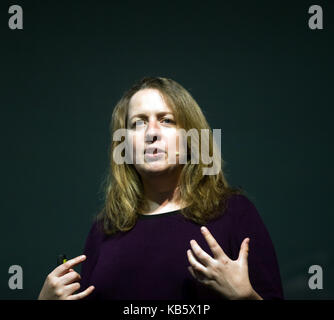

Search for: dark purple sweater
xmin=79 ymin=194 xmax=284 ymax=300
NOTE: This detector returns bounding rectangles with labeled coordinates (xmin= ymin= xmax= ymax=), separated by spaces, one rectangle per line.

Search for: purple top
xmin=79 ymin=194 xmax=284 ymax=300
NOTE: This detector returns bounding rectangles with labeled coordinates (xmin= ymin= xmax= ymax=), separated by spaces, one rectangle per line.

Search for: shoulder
xmin=223 ymin=193 xmax=259 ymax=218
xmin=84 ymin=218 xmax=107 ymax=247
xmin=224 ymin=193 xmax=274 ymax=243
xmin=208 ymin=193 xmax=262 ymax=233
xmin=221 ymin=193 xmax=268 ymax=233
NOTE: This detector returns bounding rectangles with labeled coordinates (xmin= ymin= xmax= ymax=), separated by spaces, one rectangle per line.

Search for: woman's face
xmin=126 ymin=88 xmax=184 ymax=176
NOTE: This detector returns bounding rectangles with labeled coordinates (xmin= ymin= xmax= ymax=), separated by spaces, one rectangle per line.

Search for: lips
xmin=144 ymin=147 xmax=166 ymax=155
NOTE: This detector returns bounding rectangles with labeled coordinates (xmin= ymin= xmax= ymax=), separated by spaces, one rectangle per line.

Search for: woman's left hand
xmin=187 ymin=226 xmax=263 ymax=300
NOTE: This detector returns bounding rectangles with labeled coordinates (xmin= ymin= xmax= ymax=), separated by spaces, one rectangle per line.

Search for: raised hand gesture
xmin=187 ymin=226 xmax=262 ymax=300
xmin=38 ymin=255 xmax=95 ymax=300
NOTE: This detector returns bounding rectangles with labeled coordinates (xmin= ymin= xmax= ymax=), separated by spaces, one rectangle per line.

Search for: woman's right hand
xmin=38 ymin=255 xmax=95 ymax=300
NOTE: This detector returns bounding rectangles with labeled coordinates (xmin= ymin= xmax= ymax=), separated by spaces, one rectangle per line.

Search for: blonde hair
xmin=97 ymin=77 xmax=243 ymax=235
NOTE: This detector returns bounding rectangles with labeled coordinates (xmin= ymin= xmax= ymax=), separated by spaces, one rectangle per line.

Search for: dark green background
xmin=1 ymin=0 xmax=333 ymax=299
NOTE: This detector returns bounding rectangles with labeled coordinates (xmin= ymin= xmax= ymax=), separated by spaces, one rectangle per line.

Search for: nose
xmin=145 ymin=119 xmax=161 ymax=143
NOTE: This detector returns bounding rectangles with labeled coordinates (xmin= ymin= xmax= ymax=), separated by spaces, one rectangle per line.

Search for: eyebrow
xmin=129 ymin=112 xmax=174 ymax=122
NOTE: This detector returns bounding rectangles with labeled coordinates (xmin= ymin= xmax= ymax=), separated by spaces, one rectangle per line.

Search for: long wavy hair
xmin=96 ymin=77 xmax=244 ymax=235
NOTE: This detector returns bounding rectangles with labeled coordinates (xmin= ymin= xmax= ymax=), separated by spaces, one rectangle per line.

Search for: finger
xmin=189 ymin=239 xmax=214 ymax=267
xmin=63 ymin=282 xmax=81 ymax=296
xmin=62 ymin=268 xmax=74 ymax=275
xmin=200 ymin=226 xmax=227 ymax=259
xmin=188 ymin=266 xmax=205 ymax=281
xmin=238 ymin=238 xmax=250 ymax=265
xmin=188 ymin=266 xmax=196 ymax=279
xmin=188 ymin=265 xmax=214 ymax=289
xmin=67 ymin=285 xmax=95 ymax=300
xmin=187 ymin=249 xmax=207 ymax=277
xmin=58 ymin=270 xmax=81 ymax=286
xmin=52 ymin=255 xmax=86 ymax=277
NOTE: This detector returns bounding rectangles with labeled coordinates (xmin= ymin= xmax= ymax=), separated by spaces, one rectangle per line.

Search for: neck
xmin=141 ymin=167 xmax=184 ymax=213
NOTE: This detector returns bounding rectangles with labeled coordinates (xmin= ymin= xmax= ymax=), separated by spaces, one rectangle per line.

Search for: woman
xmin=38 ymin=77 xmax=284 ymax=300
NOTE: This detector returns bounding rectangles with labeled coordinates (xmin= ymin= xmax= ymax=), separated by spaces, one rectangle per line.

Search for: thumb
xmin=238 ymin=237 xmax=250 ymax=265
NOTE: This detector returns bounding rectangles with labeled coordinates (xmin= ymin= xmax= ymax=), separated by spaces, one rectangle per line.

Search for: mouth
xmin=144 ymin=147 xmax=166 ymax=155
xmin=144 ymin=147 xmax=166 ymax=161
xmin=144 ymin=153 xmax=165 ymax=160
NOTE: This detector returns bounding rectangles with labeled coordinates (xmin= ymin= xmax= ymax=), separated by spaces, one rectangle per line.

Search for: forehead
xmin=128 ymin=89 xmax=172 ymax=116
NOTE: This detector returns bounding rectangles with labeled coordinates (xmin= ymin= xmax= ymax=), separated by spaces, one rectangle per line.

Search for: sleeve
xmin=230 ymin=195 xmax=284 ymax=300
xmin=79 ymin=220 xmax=103 ymax=299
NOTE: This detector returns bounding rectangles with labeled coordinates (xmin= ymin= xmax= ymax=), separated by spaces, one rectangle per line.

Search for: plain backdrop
xmin=0 ymin=0 xmax=333 ymax=299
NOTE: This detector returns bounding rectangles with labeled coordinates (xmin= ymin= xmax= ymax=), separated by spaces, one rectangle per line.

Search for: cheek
xmin=165 ymin=131 xmax=178 ymax=153
xmin=176 ymin=132 xmax=187 ymax=153
xmin=165 ymin=130 xmax=188 ymax=153
xmin=127 ymin=132 xmax=144 ymax=152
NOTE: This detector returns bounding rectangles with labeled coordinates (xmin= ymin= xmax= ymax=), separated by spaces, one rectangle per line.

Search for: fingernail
xmin=201 ymin=226 xmax=207 ymax=232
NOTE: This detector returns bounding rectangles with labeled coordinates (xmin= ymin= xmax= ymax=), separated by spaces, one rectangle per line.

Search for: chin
xmin=136 ymin=162 xmax=175 ymax=175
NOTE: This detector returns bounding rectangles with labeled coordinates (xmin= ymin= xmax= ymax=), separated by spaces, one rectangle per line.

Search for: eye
xmin=162 ymin=118 xmax=175 ymax=124
xmin=132 ymin=120 xmax=145 ymax=127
